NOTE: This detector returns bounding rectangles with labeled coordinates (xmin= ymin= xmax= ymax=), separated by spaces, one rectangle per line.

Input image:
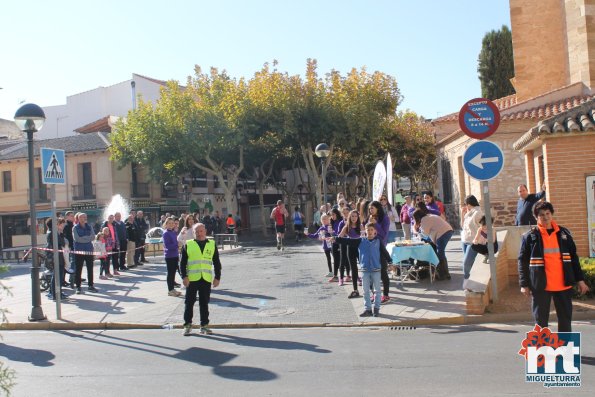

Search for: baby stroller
xmin=23 ymin=248 xmax=52 ymax=291
xmin=38 ymin=251 xmax=53 ymax=292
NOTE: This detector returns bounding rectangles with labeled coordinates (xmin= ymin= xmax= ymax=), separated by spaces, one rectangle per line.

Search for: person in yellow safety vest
xmin=180 ymin=223 xmax=221 ymax=336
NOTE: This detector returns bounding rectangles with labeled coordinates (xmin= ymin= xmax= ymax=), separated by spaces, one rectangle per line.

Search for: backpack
xmin=293 ymin=212 xmax=302 ymax=225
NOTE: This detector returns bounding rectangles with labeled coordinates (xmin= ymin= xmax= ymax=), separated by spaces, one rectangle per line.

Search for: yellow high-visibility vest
xmin=186 ymin=239 xmax=215 ymax=282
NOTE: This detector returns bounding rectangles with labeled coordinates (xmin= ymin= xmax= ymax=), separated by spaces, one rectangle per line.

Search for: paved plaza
xmin=1 ymin=237 xmax=593 ymax=330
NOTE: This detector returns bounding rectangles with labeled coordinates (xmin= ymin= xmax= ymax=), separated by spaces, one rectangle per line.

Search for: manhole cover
xmin=257 ymin=307 xmax=296 ymax=317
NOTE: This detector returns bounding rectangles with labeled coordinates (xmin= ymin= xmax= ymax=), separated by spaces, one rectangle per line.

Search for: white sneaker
xmin=200 ymin=326 xmax=213 ymax=335
xmin=183 ymin=324 xmax=192 ymax=336
xmin=168 ymin=290 xmax=181 ymax=297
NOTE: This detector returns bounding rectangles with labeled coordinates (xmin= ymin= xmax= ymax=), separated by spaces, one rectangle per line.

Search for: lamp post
xmin=14 ymin=103 xmax=46 ymax=321
xmin=315 ymin=143 xmax=330 ymax=208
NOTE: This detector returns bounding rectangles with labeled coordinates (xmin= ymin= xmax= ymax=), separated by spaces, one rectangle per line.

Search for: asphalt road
xmin=1 ymin=321 xmax=594 ymax=396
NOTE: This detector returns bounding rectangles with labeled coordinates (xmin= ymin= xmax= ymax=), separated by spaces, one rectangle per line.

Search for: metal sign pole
xmin=481 ymin=181 xmax=498 ymax=302
xmin=51 ymin=185 xmax=62 ymax=319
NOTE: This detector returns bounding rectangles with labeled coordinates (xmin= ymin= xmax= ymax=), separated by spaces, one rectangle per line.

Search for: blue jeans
xmin=435 ymin=230 xmax=453 ymax=266
xmin=462 ymin=242 xmax=478 ymax=279
xmin=362 ymin=271 xmax=381 ymax=311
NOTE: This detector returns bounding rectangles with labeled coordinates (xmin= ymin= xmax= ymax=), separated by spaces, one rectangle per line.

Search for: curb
xmin=2 ymin=310 xmax=594 ymax=331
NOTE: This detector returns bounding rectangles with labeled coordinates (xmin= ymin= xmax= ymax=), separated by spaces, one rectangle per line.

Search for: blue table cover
xmin=388 ymin=243 xmax=439 ymax=266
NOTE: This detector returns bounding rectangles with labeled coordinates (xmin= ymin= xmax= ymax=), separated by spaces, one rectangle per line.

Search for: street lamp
xmin=14 ymin=103 xmax=46 ymax=321
xmin=315 ymin=143 xmax=330 ymax=206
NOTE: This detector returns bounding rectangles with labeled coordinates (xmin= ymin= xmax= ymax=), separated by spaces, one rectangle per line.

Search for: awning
xmin=36 ymin=210 xmax=53 ymax=219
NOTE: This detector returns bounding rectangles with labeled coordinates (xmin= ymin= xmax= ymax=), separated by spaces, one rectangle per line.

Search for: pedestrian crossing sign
xmin=40 ymin=147 xmax=66 ymax=185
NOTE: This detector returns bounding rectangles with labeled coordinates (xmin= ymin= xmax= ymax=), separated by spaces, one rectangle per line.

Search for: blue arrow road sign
xmin=463 ymin=141 xmax=505 ymax=181
xmin=40 ymin=147 xmax=66 ymax=185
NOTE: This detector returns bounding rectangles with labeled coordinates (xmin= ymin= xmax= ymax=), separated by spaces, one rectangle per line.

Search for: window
xmin=2 ymin=171 xmax=11 ymax=192
xmin=440 ymin=158 xmax=453 ymax=204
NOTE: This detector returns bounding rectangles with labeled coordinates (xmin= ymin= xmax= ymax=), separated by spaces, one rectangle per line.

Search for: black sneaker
xmin=373 ymin=307 xmax=380 ymax=317
xmin=76 ymin=287 xmax=83 ymax=294
xmin=88 ymin=286 xmax=98 ymax=293
xmin=359 ymin=310 xmax=373 ymax=317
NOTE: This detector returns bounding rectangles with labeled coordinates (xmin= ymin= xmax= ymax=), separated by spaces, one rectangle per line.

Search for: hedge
xmin=575 ymin=257 xmax=595 ymax=299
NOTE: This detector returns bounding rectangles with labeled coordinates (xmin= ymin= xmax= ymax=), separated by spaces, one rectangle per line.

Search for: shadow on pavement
xmin=59 ymin=330 xmax=277 ymax=381
xmin=0 ymin=343 xmax=55 ymax=367
xmin=212 ymin=289 xmax=277 ymax=301
xmin=205 ymin=332 xmax=332 ymax=353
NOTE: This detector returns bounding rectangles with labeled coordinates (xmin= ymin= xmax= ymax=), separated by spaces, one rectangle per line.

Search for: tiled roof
xmin=432 ymin=94 xmax=518 ymax=123
xmin=74 ymin=115 xmax=121 ymax=134
xmin=0 ymin=132 xmax=111 ymax=161
xmin=432 ymin=93 xmax=594 ymax=124
xmin=502 ymin=95 xmax=594 ymax=121
xmin=435 ymin=93 xmax=595 ymax=146
xmin=513 ymin=98 xmax=595 ymax=151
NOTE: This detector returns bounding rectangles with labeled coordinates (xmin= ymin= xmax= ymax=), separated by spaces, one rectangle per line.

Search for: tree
xmin=111 ymin=67 xmax=249 ymax=214
xmin=477 ymin=25 xmax=515 ymax=100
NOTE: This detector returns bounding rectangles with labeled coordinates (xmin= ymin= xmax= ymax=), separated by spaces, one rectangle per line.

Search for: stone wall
xmin=565 ymin=0 xmax=595 ymax=90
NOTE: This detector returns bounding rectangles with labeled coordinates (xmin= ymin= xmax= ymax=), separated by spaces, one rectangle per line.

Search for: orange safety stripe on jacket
xmin=537 ymin=221 xmax=571 ymax=292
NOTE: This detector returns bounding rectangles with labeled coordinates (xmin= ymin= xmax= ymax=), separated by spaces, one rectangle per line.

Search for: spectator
xmin=73 ymin=212 xmax=97 ymax=294
xmin=423 ymin=192 xmax=441 ymax=216
xmin=518 ymin=201 xmax=589 ymax=331
xmin=114 ymin=212 xmax=128 ymax=271
xmin=126 ymin=214 xmax=141 ymax=268
xmin=400 ymin=195 xmax=413 ymax=240
xmin=515 ymin=183 xmax=546 ymax=226
xmin=134 ymin=210 xmax=149 ymax=262
xmin=460 ymin=195 xmax=484 ymax=280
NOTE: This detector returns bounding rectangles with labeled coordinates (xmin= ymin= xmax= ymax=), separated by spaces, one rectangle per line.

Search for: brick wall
xmin=510 ymin=0 xmax=570 ymax=101
xmin=543 ymin=134 xmax=595 ymax=257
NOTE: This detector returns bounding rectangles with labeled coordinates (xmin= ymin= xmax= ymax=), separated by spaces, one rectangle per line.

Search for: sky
xmin=0 ymin=0 xmax=511 ymax=121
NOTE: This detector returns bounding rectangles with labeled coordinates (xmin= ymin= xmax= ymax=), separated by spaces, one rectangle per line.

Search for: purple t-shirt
xmin=306 ymin=225 xmax=332 ymax=251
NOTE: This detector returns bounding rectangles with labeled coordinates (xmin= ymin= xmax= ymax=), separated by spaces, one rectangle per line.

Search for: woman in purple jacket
xmin=162 ymin=217 xmax=182 ymax=297
xmin=423 ymin=192 xmax=442 ymax=216
xmin=368 ymin=201 xmax=391 ymax=303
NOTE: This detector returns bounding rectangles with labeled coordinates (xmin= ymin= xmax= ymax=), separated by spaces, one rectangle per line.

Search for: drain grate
xmin=388 ymin=326 xmax=416 ymax=331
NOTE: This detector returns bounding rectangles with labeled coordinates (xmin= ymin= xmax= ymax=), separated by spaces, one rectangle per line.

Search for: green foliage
xmin=575 ymin=258 xmax=595 ymax=299
xmin=477 ymin=25 xmax=515 ymax=100
xmin=1 ymin=265 xmax=16 ymax=396
xmin=111 ymin=59 xmax=436 ymax=208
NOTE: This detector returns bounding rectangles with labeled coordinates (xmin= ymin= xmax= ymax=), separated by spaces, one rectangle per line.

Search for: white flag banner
xmin=372 ymin=160 xmax=386 ymax=201
xmin=386 ymin=153 xmax=393 ymax=205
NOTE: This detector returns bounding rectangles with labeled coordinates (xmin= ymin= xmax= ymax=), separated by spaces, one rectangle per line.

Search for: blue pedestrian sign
xmin=40 ymin=147 xmax=66 ymax=185
xmin=463 ymin=141 xmax=505 ymax=181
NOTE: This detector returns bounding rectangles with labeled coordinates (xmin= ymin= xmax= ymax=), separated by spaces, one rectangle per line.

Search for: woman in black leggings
xmin=339 ymin=210 xmax=362 ymax=298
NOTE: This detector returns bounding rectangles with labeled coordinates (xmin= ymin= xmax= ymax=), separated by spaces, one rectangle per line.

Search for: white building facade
xmin=38 ymin=74 xmax=166 ymax=139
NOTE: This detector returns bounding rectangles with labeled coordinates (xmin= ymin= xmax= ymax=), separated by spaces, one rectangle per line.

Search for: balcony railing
xmin=72 ymin=184 xmax=96 ymax=200
xmin=131 ymin=182 xmax=150 ymax=198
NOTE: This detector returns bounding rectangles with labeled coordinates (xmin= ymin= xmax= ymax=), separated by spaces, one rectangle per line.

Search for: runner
xmin=270 ymin=200 xmax=289 ymax=250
